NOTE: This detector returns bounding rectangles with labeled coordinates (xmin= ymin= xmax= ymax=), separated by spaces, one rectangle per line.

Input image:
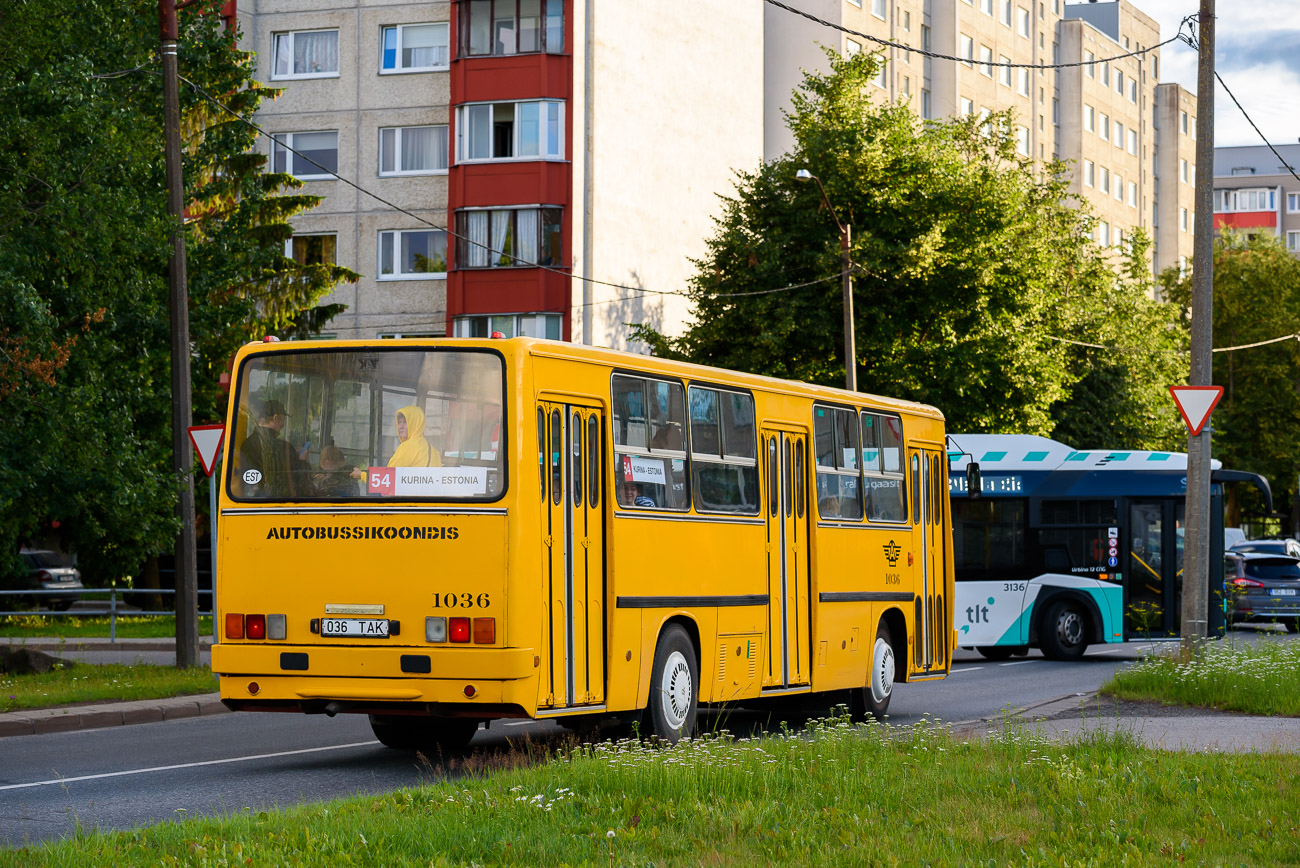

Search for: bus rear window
xmin=229 ymin=349 xmax=505 ymax=501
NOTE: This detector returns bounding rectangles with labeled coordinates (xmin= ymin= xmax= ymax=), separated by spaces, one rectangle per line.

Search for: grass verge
xmin=1102 ymin=633 xmax=1300 ymax=715
xmin=4 ymin=715 xmax=1297 ymax=866
xmin=0 ymin=663 xmax=217 ymax=712
xmin=0 ymin=614 xmax=213 ymax=640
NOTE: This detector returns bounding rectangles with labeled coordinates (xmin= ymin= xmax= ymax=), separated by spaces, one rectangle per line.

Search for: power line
xmin=764 ymin=0 xmax=1193 ymax=70
xmin=1047 ymin=332 xmax=1300 ymax=354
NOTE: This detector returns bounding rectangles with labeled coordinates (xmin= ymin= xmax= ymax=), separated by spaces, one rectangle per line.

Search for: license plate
xmin=321 ymin=618 xmax=390 ymax=637
xmin=1269 ymin=588 xmax=1297 ymax=597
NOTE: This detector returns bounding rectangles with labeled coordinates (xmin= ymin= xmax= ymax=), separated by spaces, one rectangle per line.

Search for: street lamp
xmin=796 ymin=169 xmax=855 ymax=391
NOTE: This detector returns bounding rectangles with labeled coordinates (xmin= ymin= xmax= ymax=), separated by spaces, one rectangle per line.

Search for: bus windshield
xmin=229 ymin=348 xmax=505 ymax=502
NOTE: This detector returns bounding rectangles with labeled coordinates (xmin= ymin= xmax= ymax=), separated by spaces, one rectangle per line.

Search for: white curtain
xmin=491 ymin=210 xmax=511 ymax=266
xmin=516 ymin=210 xmax=538 ymax=265
xmin=467 ymin=212 xmax=489 ymax=268
xmin=402 ymin=127 xmax=432 ymax=171
xmin=294 ymin=31 xmax=338 ymax=75
xmin=402 ymin=25 xmax=440 ymax=68
xmin=379 ymin=129 xmax=395 ymax=174
xmin=432 ymin=126 xmax=449 ymax=170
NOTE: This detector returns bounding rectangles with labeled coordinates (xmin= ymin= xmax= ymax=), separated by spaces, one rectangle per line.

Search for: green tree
xmin=1162 ymin=230 xmax=1300 ymax=523
xmin=638 ymin=50 xmax=1176 ymax=439
xmin=0 ymin=0 xmax=355 ymax=584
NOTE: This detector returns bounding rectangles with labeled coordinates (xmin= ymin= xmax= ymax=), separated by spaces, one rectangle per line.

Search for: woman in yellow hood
xmin=388 ymin=404 xmax=441 ymax=467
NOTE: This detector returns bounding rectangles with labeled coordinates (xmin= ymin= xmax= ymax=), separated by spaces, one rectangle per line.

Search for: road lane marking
xmin=949 ymin=666 xmax=984 ymax=673
xmin=502 ymin=721 xmax=534 ymax=726
xmin=0 ymin=741 xmax=379 ymax=792
xmin=1001 ymin=660 xmax=1037 ymax=666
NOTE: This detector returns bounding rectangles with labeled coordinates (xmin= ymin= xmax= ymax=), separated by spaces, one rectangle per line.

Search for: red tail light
xmin=1233 ymin=577 xmax=1265 ymax=588
xmin=246 ymin=614 xmax=266 ymax=639
xmin=225 ymin=613 xmax=245 ymax=639
xmin=473 ymin=618 xmax=495 ymax=644
xmin=36 ymin=570 xmax=53 ymax=582
xmin=449 ymin=617 xmax=470 ymax=643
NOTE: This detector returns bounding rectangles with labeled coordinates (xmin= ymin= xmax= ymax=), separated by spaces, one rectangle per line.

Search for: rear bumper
xmin=213 ymin=643 xmax=540 ymax=714
xmin=1229 ymin=595 xmax=1300 ymax=621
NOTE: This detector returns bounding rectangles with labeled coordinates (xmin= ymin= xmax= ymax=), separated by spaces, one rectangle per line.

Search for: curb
xmin=0 ymin=692 xmax=229 ymax=738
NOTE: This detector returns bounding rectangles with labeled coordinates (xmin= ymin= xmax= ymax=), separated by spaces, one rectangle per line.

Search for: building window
xmin=980 ymin=45 xmax=993 ymax=77
xmin=1100 ymin=113 xmax=1109 ymax=140
xmin=379 ymin=126 xmax=449 ymax=175
xmin=1129 ymin=80 xmax=1137 ymax=102
xmin=1016 ymin=126 xmax=1030 ymax=156
xmin=1113 ymin=226 xmax=1124 ymax=247
xmin=960 ymin=97 xmax=974 ymax=117
xmin=999 ymin=56 xmax=1012 ymax=87
xmin=1017 ymin=68 xmax=1030 ymax=96
xmin=1180 ymin=111 xmax=1188 ymax=134
xmin=921 ymin=88 xmax=931 ymax=119
xmin=379 ymin=229 xmax=447 ymax=279
xmin=1101 ymin=62 xmax=1109 ymax=86
xmin=1097 ymin=220 xmax=1108 ymax=244
xmin=1288 ymin=231 xmax=1300 ymax=252
xmin=1180 ymin=208 xmax=1188 ymax=231
xmin=1017 ymin=6 xmax=1030 ymax=36
xmin=285 ymin=234 xmax=337 ymax=265
xmin=378 ymin=332 xmax=439 ymax=339
xmin=1001 ymin=0 xmax=1012 ymax=25
xmin=1288 ymin=193 xmax=1300 ymax=212
xmin=1052 ymin=97 xmax=1059 ymax=125
xmin=454 ymin=313 xmax=562 ymax=340
xmin=1113 ymin=121 xmax=1123 ymax=147
xmin=1084 ymin=104 xmax=1094 ymax=132
xmin=272 ymin=29 xmax=339 ymax=79
xmin=903 ymin=10 xmax=911 ymax=30
xmin=921 ymin=24 xmax=930 ymax=50
xmin=272 ymin=131 xmax=338 ymax=180
xmin=845 ymin=38 xmax=861 ymax=56
xmin=874 ymin=60 xmax=887 ymax=89
xmin=1128 ymin=181 xmax=1137 ymax=207
xmin=1084 ymin=50 xmax=1095 ymax=77
xmin=1083 ymin=160 xmax=1094 ymax=187
xmin=1128 ymin=129 xmax=1138 ymax=155
xmin=961 ymin=34 xmax=974 ymax=66
xmin=872 ymin=0 xmax=887 ymax=18
xmin=902 ymin=75 xmax=911 ymax=95
xmin=1113 ymin=173 xmax=1123 ymax=200
xmin=1180 ymin=159 xmax=1189 ymax=183
xmin=981 ymin=0 xmax=993 ymax=16
xmin=456 ymin=100 xmax=565 ymax=161
xmin=462 ymin=0 xmax=564 ymax=56
xmin=1099 ymin=166 xmax=1109 ymax=193
xmin=1214 ymin=188 xmax=1276 ymax=212
xmin=381 ymin=23 xmax=449 ymax=72
xmin=456 ymin=207 xmax=562 ymax=269
xmin=1115 ymin=70 xmax=1124 ymax=94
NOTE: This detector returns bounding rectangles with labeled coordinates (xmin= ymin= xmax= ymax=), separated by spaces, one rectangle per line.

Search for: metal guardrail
xmin=0 ymin=587 xmax=212 ymax=643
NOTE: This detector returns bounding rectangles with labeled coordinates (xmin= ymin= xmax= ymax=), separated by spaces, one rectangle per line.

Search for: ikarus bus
xmin=947 ymin=434 xmax=1271 ymax=660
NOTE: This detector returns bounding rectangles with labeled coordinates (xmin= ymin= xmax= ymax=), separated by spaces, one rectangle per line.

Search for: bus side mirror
xmin=966 ymin=463 xmax=982 ymax=498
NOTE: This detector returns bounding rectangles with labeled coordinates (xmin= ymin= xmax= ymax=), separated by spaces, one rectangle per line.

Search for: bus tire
xmin=646 ymin=624 xmax=698 ymax=744
xmin=855 ymin=622 xmax=895 ymax=721
xmin=369 ymin=715 xmax=479 ymax=753
xmin=976 ymin=645 xmax=1015 ymax=661
xmin=1039 ymin=599 xmax=1089 ymax=661
xmin=368 ymin=714 xmax=422 ymax=750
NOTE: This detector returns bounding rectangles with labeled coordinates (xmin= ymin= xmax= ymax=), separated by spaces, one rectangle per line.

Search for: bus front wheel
xmin=1040 ymin=599 xmax=1089 ymax=661
xmin=854 ymin=622 xmax=895 ymax=721
xmin=369 ymin=715 xmax=479 ymax=753
xmin=976 ymin=646 xmax=1015 ymax=661
xmin=646 ymin=625 xmax=698 ymax=743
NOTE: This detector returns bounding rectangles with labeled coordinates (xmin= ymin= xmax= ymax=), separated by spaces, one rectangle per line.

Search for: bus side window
xmin=911 ymin=453 xmax=921 ymax=526
xmin=538 ymin=408 xmax=546 ymax=500
xmin=571 ymin=411 xmax=582 ymax=507
xmin=588 ymin=415 xmax=599 ymax=509
xmin=550 ymin=410 xmax=562 ymax=506
xmin=768 ymin=436 xmax=778 ymax=517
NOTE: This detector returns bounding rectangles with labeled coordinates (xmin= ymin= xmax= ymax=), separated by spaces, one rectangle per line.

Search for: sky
xmin=1115 ymin=0 xmax=1300 ymax=148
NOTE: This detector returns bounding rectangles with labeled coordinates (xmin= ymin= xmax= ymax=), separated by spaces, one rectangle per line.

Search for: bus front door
xmin=539 ymin=402 xmax=606 ymax=709
xmin=762 ymin=428 xmax=811 ymax=689
xmin=917 ymin=449 xmax=949 ymax=674
xmin=1126 ymin=499 xmax=1183 ymax=637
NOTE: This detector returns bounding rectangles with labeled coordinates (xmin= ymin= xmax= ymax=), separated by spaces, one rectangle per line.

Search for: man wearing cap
xmin=238 ymin=398 xmax=310 ymax=497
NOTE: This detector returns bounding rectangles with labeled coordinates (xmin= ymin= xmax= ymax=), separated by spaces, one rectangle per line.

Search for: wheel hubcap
xmin=1057 ymin=610 xmax=1083 ymax=646
xmin=659 ymin=650 xmax=692 ymax=730
xmin=871 ymin=638 xmax=894 ymax=704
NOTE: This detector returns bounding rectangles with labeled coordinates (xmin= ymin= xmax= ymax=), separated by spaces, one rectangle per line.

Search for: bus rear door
xmin=762 ymin=427 xmax=811 ymax=689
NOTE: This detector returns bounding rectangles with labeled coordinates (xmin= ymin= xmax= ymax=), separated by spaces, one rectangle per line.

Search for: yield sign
xmin=1169 ymin=386 xmax=1224 ymax=436
xmin=188 ymin=424 xmax=225 ymax=477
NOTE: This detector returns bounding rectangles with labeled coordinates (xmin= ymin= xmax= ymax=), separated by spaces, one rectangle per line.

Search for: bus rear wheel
xmin=854 ymin=622 xmax=895 ymax=721
xmin=976 ymin=645 xmax=1015 ymax=661
xmin=369 ymin=715 xmax=479 ymax=753
xmin=1040 ymin=599 xmax=1089 ymax=661
xmin=646 ymin=625 xmax=698 ymax=744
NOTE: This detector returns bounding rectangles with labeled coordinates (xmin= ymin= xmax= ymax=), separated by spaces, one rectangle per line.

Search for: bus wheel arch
xmin=644 ymin=617 xmax=700 ymax=743
xmin=853 ymin=617 xmax=899 ymax=721
xmin=879 ymin=606 xmax=907 ymax=684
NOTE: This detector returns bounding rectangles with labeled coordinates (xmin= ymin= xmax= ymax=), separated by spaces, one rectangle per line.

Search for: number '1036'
xmin=432 ymin=592 xmax=490 ymax=608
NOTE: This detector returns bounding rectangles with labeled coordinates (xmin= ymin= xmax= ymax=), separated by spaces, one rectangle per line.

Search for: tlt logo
xmin=965 ymin=602 xmax=992 ymax=623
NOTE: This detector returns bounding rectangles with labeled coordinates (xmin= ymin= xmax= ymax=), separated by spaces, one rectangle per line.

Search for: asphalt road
xmin=1 ymin=638 xmax=1180 ymax=849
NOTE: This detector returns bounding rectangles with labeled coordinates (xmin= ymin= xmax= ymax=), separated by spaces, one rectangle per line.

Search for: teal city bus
xmin=947 ymin=434 xmax=1271 ymax=660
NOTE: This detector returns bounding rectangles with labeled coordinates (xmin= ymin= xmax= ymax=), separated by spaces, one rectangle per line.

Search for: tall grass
xmin=1 ymin=664 xmax=217 ymax=712
xmin=6 ymin=713 xmax=1298 ymax=866
xmin=1104 ymin=634 xmax=1300 ymax=715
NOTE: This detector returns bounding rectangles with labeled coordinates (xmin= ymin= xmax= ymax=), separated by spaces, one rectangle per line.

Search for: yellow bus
xmin=212 ymin=337 xmax=954 ymax=750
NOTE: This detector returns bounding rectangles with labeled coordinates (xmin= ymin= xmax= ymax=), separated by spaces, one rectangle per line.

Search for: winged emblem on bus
xmin=883 ymin=540 xmax=901 ymax=567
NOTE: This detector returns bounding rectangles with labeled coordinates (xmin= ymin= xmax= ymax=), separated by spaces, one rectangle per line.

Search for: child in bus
xmin=315 ymin=445 xmax=360 ymax=497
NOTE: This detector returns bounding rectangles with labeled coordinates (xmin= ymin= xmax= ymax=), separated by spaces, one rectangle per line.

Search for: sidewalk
xmin=2 ymin=636 xmax=212 ymax=666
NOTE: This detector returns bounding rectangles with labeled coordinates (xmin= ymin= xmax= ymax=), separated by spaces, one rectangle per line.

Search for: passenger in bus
xmin=314 ymin=445 xmax=360 ymax=497
xmin=387 ymin=404 xmax=442 ymax=468
xmin=238 ymin=399 xmax=311 ymax=497
xmin=619 ymin=480 xmax=657 ymax=508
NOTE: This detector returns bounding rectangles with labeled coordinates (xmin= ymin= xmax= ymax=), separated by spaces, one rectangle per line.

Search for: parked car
xmin=13 ymin=549 xmax=85 ymax=611
xmin=1229 ymin=538 xmax=1300 ymax=559
xmin=1224 ymin=551 xmax=1300 ymax=632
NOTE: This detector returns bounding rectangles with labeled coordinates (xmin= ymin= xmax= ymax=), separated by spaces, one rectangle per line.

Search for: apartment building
xmin=236 ymin=1 xmax=763 ymax=346
xmin=766 ymin=0 xmax=1196 ymax=275
xmin=1153 ymin=82 xmax=1197 ymax=273
xmin=1212 ymin=144 xmax=1300 ymax=256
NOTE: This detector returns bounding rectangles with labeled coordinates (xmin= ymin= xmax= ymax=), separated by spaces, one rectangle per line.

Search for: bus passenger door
xmin=538 ymin=402 xmax=606 ymax=709
xmin=911 ymin=449 xmax=947 ymax=674
xmin=761 ymin=428 xmax=811 ymax=689
xmin=1126 ymin=499 xmax=1181 ymax=637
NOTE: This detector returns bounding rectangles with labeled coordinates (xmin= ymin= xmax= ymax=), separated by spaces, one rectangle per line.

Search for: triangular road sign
xmin=188 ymin=424 xmax=226 ymax=477
xmin=1169 ymin=386 xmax=1224 ymax=436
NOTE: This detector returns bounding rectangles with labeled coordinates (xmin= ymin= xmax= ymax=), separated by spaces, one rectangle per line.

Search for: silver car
xmin=16 ymin=550 xmax=84 ymax=611
xmin=1224 ymin=552 xmax=1300 ymax=632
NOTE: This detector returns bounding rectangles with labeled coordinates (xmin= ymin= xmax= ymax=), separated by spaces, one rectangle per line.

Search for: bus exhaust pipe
xmin=323 ymin=702 xmax=342 ymax=718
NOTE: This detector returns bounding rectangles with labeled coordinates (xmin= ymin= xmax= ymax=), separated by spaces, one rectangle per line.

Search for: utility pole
xmin=840 ymin=224 xmax=855 ymax=392
xmin=1182 ymin=0 xmax=1215 ymax=653
xmin=160 ymin=0 xmax=199 ymax=668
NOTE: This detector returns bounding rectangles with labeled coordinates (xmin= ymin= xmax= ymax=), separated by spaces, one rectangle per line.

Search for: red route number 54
xmin=368 ymin=468 xmax=394 ymax=496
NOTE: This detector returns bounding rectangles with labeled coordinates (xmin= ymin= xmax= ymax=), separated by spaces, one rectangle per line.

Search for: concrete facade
xmin=1153 ymin=82 xmax=1197 ymax=274
xmin=1211 ymin=144 xmax=1300 ymax=257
